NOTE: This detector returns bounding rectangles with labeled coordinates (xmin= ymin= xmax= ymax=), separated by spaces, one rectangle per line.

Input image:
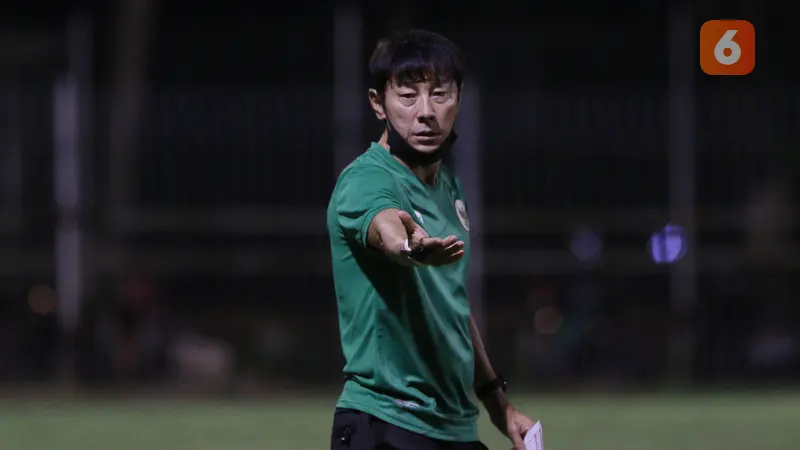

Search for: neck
xmin=378 ymin=130 xmax=440 ymax=186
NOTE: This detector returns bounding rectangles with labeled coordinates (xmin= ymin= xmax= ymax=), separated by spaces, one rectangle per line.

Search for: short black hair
xmin=368 ymin=30 xmax=465 ymax=95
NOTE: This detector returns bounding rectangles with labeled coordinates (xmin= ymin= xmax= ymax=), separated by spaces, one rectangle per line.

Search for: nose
xmin=418 ymin=97 xmax=435 ymax=121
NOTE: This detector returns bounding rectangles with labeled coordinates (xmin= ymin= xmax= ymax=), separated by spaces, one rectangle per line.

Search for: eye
xmin=399 ymin=93 xmax=416 ymax=99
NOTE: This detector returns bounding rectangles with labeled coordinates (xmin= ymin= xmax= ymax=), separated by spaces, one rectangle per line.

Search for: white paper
xmin=523 ymin=421 xmax=543 ymax=450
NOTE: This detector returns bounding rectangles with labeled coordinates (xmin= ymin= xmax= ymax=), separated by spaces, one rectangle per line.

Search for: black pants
xmin=331 ymin=408 xmax=489 ymax=450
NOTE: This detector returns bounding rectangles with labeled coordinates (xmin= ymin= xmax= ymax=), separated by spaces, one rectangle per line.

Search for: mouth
xmin=414 ymin=131 xmax=440 ymax=138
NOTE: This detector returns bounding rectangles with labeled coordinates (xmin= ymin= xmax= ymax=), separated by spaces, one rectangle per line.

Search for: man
xmin=327 ymin=30 xmax=535 ymax=450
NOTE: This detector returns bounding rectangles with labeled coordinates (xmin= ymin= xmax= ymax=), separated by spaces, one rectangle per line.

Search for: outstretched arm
xmin=367 ymin=209 xmax=464 ymax=266
xmin=334 ymin=165 xmax=464 ymax=267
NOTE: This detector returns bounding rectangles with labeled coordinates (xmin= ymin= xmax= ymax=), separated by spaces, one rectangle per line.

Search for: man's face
xmin=370 ymin=79 xmax=460 ymax=152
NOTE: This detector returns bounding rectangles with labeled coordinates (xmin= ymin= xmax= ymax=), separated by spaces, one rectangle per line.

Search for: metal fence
xmin=106 ymin=85 xmax=797 ymax=264
xmin=1 ymin=80 xmax=797 ymax=386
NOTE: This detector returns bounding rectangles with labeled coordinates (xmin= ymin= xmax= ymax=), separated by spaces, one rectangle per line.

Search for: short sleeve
xmin=334 ymin=165 xmax=402 ymax=247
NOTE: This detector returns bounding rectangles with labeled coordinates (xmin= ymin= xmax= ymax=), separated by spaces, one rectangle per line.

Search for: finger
xmin=521 ymin=421 xmax=534 ymax=434
xmin=419 ymin=237 xmax=445 ymax=249
xmin=427 ymin=250 xmax=464 ymax=266
xmin=440 ymin=235 xmax=459 ymax=248
xmin=443 ymin=249 xmax=465 ymax=263
xmin=443 ymin=240 xmax=464 ymax=253
xmin=509 ymin=431 xmax=525 ymax=450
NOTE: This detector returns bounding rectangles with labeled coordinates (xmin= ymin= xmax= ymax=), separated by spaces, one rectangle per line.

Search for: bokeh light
xmin=649 ymin=223 xmax=687 ymax=264
xmin=570 ymin=228 xmax=603 ymax=262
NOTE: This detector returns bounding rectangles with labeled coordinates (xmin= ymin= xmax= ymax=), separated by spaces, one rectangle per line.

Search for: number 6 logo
xmin=713 ymin=30 xmax=741 ymax=65
xmin=700 ymin=20 xmax=755 ymax=75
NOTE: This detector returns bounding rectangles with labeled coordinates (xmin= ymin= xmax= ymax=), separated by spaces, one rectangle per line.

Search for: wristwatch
xmin=401 ymin=239 xmax=431 ymax=264
xmin=475 ymin=375 xmax=507 ymax=401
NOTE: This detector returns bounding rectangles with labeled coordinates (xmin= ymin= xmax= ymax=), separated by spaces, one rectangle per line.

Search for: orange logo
xmin=700 ymin=20 xmax=755 ymax=75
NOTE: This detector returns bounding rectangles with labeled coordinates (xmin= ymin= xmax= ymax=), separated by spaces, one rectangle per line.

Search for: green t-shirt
xmin=327 ymin=142 xmax=478 ymax=442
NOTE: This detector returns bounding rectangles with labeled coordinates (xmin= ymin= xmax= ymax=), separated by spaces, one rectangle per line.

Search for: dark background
xmin=0 ymin=0 xmax=797 ymax=393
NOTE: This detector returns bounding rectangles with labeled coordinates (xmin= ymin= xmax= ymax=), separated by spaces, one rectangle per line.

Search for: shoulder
xmin=331 ymin=154 xmax=402 ymax=205
xmin=336 ymin=160 xmax=397 ymax=191
xmin=337 ymin=147 xmax=394 ymax=181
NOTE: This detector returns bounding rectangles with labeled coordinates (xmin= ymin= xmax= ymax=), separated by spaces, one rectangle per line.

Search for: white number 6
xmin=714 ymin=30 xmax=741 ymax=65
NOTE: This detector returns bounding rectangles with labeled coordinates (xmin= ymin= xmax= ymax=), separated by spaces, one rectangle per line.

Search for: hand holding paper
xmin=523 ymin=421 xmax=543 ymax=450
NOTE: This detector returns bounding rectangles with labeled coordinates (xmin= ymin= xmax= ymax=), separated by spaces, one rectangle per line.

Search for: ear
xmin=368 ymin=89 xmax=386 ymax=120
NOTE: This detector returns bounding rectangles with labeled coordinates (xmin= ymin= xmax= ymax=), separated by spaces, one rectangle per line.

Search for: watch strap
xmin=401 ymin=239 xmax=430 ymax=265
xmin=475 ymin=375 xmax=507 ymax=400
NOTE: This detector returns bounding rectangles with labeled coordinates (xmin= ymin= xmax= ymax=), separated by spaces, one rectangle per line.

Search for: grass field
xmin=2 ymin=392 xmax=799 ymax=450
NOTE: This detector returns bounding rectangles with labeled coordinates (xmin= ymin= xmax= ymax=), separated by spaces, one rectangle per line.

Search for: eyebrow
xmin=392 ymin=80 xmax=454 ymax=89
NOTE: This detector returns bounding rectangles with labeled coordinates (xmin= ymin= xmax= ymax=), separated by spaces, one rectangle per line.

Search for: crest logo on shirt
xmin=454 ymin=199 xmax=469 ymax=231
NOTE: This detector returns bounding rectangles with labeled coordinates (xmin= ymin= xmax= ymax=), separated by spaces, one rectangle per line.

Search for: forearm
xmin=471 ymin=315 xmax=510 ymax=408
xmin=471 ymin=315 xmax=495 ymax=386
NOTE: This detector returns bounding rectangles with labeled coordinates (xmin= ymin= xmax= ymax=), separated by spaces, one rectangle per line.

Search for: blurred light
xmin=569 ymin=228 xmax=603 ymax=262
xmin=648 ymin=223 xmax=687 ymax=264
xmin=534 ymin=306 xmax=564 ymax=336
